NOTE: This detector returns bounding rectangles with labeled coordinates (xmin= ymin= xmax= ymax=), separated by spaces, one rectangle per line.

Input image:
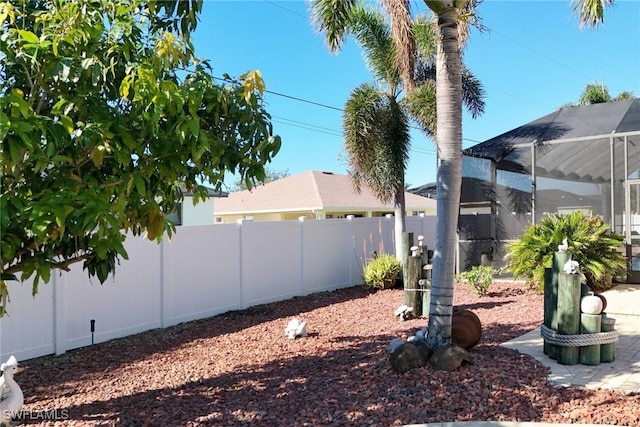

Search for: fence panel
xmin=406 ymin=215 xmax=437 ymax=250
xmin=0 ymin=279 xmax=54 ymax=362
xmin=59 ymin=235 xmax=163 ymax=352
xmin=162 ymin=224 xmax=242 ymax=327
xmin=241 ymin=221 xmax=303 ymax=308
xmin=1 ymin=216 xmax=435 ymax=362
xmin=301 ymin=219 xmax=354 ymax=294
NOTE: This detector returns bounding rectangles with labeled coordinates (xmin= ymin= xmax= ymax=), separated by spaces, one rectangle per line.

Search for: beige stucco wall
xmin=215 ymin=207 xmax=435 ymax=223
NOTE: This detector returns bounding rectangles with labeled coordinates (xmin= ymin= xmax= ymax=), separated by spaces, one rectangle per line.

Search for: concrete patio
xmin=501 ymin=284 xmax=640 ymax=394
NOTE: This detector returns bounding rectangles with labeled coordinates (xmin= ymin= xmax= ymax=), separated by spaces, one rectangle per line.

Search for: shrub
xmin=363 ymin=254 xmax=402 ymax=289
xmin=455 ymin=266 xmax=494 ymax=296
xmin=505 ymin=211 xmax=626 ymax=292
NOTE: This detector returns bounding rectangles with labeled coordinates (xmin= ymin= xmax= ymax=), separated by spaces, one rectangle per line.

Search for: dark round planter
xmin=451 ymin=309 xmax=482 ymax=350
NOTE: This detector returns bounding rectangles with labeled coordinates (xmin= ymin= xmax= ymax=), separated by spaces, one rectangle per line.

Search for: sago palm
xmin=505 ymin=211 xmax=625 ymax=292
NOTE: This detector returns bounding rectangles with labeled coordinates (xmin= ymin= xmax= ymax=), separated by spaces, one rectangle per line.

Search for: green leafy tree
xmin=505 ymin=211 xmax=626 ymax=292
xmin=577 ymin=82 xmax=635 ymax=105
xmin=229 ymin=167 xmax=290 ymax=192
xmin=0 ymin=0 xmax=281 ymax=314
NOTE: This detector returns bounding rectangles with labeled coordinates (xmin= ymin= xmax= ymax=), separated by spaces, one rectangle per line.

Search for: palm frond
xmin=346 ymin=4 xmax=400 ymax=91
xmin=461 ymin=66 xmax=485 ymax=118
xmin=405 ymin=81 xmax=437 ymax=137
xmin=412 ymin=14 xmax=436 ymax=60
xmin=309 ymin=0 xmax=358 ymax=53
xmin=343 ymin=84 xmax=409 ymax=203
xmin=381 ymin=0 xmax=415 ymax=93
xmin=571 ymin=0 xmax=614 ymax=29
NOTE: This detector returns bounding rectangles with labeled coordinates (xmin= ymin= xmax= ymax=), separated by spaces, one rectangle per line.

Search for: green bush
xmin=456 ymin=265 xmax=494 ymax=296
xmin=505 ymin=211 xmax=625 ymax=292
xmin=363 ymin=254 xmax=402 ymax=289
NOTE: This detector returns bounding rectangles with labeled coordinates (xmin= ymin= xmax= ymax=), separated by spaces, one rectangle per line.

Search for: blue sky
xmin=192 ymin=0 xmax=640 ymax=190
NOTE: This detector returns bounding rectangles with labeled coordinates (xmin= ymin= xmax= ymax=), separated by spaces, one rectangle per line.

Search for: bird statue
xmin=558 ymin=238 xmax=569 ymax=252
xmin=563 ymin=260 xmax=580 ymax=274
xmin=393 ymin=304 xmax=414 ymax=321
xmin=0 ymin=355 xmax=24 ymax=427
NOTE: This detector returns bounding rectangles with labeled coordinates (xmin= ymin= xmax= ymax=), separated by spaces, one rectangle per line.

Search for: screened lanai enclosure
xmin=458 ymin=99 xmax=640 ymax=281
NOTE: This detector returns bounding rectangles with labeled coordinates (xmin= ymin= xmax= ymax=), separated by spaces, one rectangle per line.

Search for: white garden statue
xmin=284 ymin=318 xmax=308 ymax=339
xmin=0 ymin=355 xmax=24 ymax=427
xmin=563 ymin=260 xmax=580 ymax=274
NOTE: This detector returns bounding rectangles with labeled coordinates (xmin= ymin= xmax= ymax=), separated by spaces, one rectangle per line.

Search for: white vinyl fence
xmin=0 ymin=216 xmax=435 ymax=362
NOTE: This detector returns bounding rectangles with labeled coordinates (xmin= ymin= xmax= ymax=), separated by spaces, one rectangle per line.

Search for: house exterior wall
xmin=215 ymin=208 xmax=435 ymax=223
xmin=1 ymin=216 xmax=437 ymax=362
xmin=182 ymin=197 xmax=215 ymax=225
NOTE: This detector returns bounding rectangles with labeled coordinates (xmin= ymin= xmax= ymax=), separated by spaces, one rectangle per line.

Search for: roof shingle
xmin=216 ymin=170 xmax=436 ymax=214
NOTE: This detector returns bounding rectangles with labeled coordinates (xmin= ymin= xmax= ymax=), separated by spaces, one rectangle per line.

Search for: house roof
xmin=180 ymin=186 xmax=228 ymax=198
xmin=463 ymin=99 xmax=640 ymax=182
xmin=215 ymin=170 xmax=437 ymax=214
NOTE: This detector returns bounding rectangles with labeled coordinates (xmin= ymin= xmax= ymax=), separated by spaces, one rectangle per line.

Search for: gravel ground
xmin=11 ymin=281 xmax=640 ymax=426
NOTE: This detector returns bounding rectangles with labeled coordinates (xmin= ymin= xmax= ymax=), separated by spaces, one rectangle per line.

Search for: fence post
xmin=237 ymin=218 xmax=250 ymax=309
xmin=299 ymin=217 xmax=306 ymax=295
xmin=53 ymin=273 xmax=67 ymax=355
xmin=160 ymin=237 xmax=167 ymax=328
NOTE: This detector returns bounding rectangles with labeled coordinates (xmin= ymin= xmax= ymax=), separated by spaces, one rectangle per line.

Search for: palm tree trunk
xmin=394 ymin=184 xmax=407 ymax=261
xmin=426 ymin=5 xmax=464 ymax=350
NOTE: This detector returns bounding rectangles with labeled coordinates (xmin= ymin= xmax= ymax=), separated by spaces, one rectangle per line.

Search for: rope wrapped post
xmin=601 ymin=317 xmax=616 ymax=362
xmin=557 ymin=272 xmax=581 ymax=365
xmin=540 ymin=324 xmax=618 ymax=347
xmin=580 ymin=314 xmax=602 ymax=365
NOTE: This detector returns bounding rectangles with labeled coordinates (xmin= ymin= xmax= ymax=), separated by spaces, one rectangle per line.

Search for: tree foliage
xmin=0 ymin=0 xmax=281 ymax=313
xmin=577 ymin=82 xmax=635 ymax=105
xmin=228 ymin=167 xmax=290 ymax=192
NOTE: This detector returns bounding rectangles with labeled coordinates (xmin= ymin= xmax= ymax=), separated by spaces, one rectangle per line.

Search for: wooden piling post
xmin=580 ymin=314 xmax=602 ymax=365
xmin=557 ymin=273 xmax=581 ymax=365
xmin=543 ymin=268 xmax=553 ymax=356
xmin=550 ymin=251 xmax=571 ymax=331
xmin=600 ymin=317 xmax=616 ymax=362
xmin=543 ymin=251 xmax=570 ymax=359
xmin=407 ymin=255 xmax=422 ymax=316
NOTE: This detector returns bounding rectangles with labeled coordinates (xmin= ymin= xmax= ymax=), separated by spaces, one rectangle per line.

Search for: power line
xmin=262 ymin=0 xmax=308 ymax=20
xmin=491 ymin=29 xmax=596 ymax=82
xmin=266 ymin=90 xmax=344 ymax=111
xmin=214 ymin=75 xmax=480 ymax=146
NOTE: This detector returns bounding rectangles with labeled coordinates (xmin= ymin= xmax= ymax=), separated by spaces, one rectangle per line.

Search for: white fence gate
xmin=0 ymin=216 xmax=436 ymax=362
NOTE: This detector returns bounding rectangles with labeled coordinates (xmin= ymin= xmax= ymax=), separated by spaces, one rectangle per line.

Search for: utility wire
xmin=261 ymin=0 xmax=603 ymax=111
